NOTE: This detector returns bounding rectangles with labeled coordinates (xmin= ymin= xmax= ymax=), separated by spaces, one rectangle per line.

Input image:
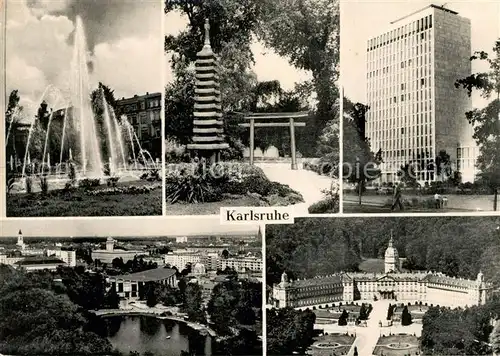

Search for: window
xmin=421 ymin=78 xmax=425 ymax=86
xmin=401 ymin=83 xmax=405 ymax=90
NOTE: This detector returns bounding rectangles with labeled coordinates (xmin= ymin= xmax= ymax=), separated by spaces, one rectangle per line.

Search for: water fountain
xmin=8 ymin=15 xmax=158 ymax=193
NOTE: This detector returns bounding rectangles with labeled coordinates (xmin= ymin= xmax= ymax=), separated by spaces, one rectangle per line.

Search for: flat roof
xmin=111 ymin=268 xmax=176 ymax=282
xmin=391 ymin=4 xmax=458 ymax=24
xmin=15 ymin=257 xmax=65 ymax=266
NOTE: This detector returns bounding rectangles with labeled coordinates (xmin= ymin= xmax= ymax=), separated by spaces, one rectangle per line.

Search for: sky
xmin=164 ymin=10 xmax=311 ymax=90
xmin=0 ymin=217 xmax=260 ymax=238
xmin=6 ymin=0 xmax=163 ymax=115
xmin=341 ymin=0 xmax=500 ymax=107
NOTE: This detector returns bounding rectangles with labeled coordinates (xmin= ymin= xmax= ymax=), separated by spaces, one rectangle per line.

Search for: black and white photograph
xmin=0 ymin=217 xmax=263 ymax=355
xmin=4 ymin=0 xmax=163 ymax=217
xmin=164 ymin=0 xmax=339 ymax=216
xmin=341 ymin=1 xmax=500 ymax=213
xmin=266 ymin=216 xmax=500 ymax=355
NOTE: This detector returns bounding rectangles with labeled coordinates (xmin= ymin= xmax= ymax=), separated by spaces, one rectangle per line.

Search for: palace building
xmin=272 ymin=234 xmax=492 ymax=308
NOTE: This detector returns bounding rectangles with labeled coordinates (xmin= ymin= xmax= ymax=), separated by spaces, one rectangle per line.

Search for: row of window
xmin=118 ymin=98 xmax=161 ymax=113
xmin=367 ymin=14 xmax=433 ymax=51
xmin=368 ymin=47 xmax=433 ymax=77
xmin=368 ymin=37 xmax=432 ymax=67
xmin=368 ymin=114 xmax=433 ymax=131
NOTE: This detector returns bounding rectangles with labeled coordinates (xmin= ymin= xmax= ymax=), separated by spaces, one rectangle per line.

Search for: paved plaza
xmin=258 ymin=162 xmax=334 ymax=215
xmin=313 ymin=300 xmax=422 ymax=356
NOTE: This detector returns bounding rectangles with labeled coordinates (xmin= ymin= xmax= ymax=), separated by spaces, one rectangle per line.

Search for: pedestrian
xmin=391 ymin=182 xmax=404 ymax=211
xmin=434 ymin=193 xmax=442 ymax=209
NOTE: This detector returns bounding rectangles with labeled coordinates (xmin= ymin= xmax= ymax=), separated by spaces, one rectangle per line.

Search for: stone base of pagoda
xmin=187 ymin=143 xmax=229 ymax=163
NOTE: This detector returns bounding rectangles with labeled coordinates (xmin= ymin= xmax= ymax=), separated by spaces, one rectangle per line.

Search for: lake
xmin=105 ymin=315 xmax=212 ymax=356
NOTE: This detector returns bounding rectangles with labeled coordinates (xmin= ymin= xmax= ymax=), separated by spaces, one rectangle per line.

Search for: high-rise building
xmin=366 ymin=4 xmax=477 ymax=183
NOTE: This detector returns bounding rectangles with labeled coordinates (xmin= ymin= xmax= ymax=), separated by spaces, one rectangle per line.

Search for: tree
xmin=267 ymin=308 xmax=316 ymax=355
xmin=398 ymin=162 xmax=419 ymax=188
xmin=343 ymin=98 xmax=382 ymax=204
xmin=145 ymin=283 xmax=158 ymax=307
xmin=387 ymin=304 xmax=394 ymax=321
xmin=0 ymin=269 xmax=113 ymax=355
xmin=455 ymin=39 xmax=500 ymax=210
xmin=401 ymin=305 xmax=412 ymax=326
xmin=490 ymin=319 xmax=500 ymax=354
xmin=338 ymin=309 xmax=348 ymax=326
xmin=183 ymin=283 xmax=205 ymax=323
xmin=5 ymin=90 xmax=23 ymax=164
xmin=103 ymin=287 xmax=120 ymax=309
xmin=359 ymin=303 xmax=368 ymax=320
xmin=257 ymin=0 xmax=340 ymax=149
xmin=112 ymin=257 xmax=124 ymax=271
xmin=434 ymin=150 xmax=453 ymax=182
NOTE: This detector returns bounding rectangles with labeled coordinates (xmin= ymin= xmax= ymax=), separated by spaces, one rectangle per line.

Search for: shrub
xmin=165 ymin=138 xmax=190 ymax=163
xmin=86 ymin=184 xmax=161 ymax=196
xmin=165 ymin=173 xmax=219 ymax=203
xmin=78 ymin=178 xmax=101 ymax=189
xmin=106 ymin=177 xmax=120 ymax=187
xmin=308 ymin=199 xmax=336 ymax=213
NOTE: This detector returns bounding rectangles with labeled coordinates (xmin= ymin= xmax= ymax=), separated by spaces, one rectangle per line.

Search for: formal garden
xmin=372 ymin=334 xmax=420 ymax=356
xmin=308 ymin=333 xmax=355 ymax=356
xmin=164 ymin=0 xmax=340 ymax=215
xmin=313 ymin=302 xmax=373 ymax=326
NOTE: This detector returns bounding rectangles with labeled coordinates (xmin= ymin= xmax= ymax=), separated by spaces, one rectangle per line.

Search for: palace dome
xmin=385 ymin=234 xmax=399 ymax=260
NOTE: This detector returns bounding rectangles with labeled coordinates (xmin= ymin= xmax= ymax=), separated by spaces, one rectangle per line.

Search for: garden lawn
xmin=372 ymin=335 xmax=420 ymax=356
xmin=343 ymin=193 xmax=495 ymax=212
xmin=309 ymin=333 xmax=355 ymax=356
xmin=7 ymin=180 xmax=161 ymax=217
xmin=343 ymin=201 xmax=472 ymax=213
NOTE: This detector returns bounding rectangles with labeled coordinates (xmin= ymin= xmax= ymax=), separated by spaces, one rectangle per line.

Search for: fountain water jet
xmin=72 ymin=16 xmax=103 ymax=177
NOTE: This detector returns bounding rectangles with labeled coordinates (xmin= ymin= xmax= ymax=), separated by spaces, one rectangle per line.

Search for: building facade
xmin=109 ymin=268 xmax=177 ymax=299
xmin=46 ymin=249 xmax=77 ymax=267
xmin=115 ymin=92 xmax=162 ymax=159
xmin=365 ymin=4 xmax=477 ymax=183
xmin=91 ymin=237 xmax=142 ymax=264
xmin=164 ymin=250 xmax=201 ymax=270
xmin=219 ymin=256 xmax=263 ymax=272
xmin=273 ymin=236 xmax=492 ymax=308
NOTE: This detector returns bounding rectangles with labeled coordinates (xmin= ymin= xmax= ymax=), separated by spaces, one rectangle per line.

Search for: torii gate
xmin=238 ymin=112 xmax=308 ymax=170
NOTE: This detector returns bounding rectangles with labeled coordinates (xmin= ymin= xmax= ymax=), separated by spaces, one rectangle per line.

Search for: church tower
xmin=384 ymin=231 xmax=399 ymax=273
xmin=16 ymin=229 xmax=25 ymax=250
xmin=106 ymin=237 xmax=115 ymax=252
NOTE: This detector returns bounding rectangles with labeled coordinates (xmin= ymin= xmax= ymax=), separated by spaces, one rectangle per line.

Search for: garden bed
xmin=6 ymin=179 xmax=161 ymax=217
xmin=164 ymin=161 xmax=304 ymax=213
xmin=373 ymin=335 xmax=419 ymax=356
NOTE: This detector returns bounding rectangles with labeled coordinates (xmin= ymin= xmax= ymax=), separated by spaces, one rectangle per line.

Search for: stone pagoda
xmin=186 ymin=18 xmax=229 ymax=162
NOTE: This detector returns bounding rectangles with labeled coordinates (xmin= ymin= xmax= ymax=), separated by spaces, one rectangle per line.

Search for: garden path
xmin=257 ymin=162 xmax=334 ymax=215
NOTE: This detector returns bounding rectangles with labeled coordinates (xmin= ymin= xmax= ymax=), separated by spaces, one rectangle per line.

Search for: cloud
xmin=93 ymin=35 xmax=163 ymax=98
xmin=6 ymin=7 xmax=74 ymax=102
xmin=27 ymin=0 xmax=72 ymax=16
xmin=6 ymin=0 xmax=162 ymax=109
